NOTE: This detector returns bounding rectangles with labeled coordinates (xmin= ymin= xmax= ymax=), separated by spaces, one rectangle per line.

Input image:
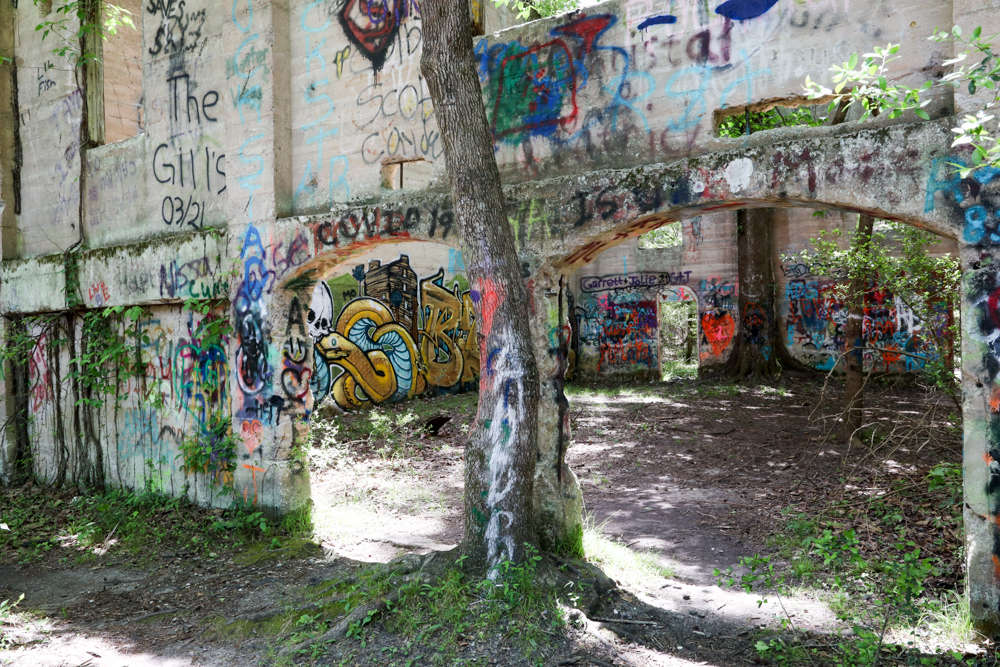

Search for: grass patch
xmin=274 ymin=549 xmax=567 ymax=666
xmin=233 ymin=536 xmax=323 ymax=566
xmin=0 ymin=483 xmax=311 ymax=566
xmin=909 ymin=590 xmax=980 ymax=651
xmin=319 ymin=392 xmax=478 ymax=449
xmin=582 ymin=516 xmax=673 ymax=591
xmin=383 ymin=550 xmax=564 ymax=665
xmin=661 ymin=359 xmax=698 ymax=381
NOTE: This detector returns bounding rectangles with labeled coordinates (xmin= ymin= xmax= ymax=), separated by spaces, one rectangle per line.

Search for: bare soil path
xmin=0 ymin=375 xmax=968 ymax=666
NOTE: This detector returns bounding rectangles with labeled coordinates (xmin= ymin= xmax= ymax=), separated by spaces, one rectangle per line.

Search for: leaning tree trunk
xmin=726 ymin=208 xmax=781 ymax=381
xmin=843 ymin=214 xmax=874 ymax=442
xmin=421 ymin=0 xmax=540 ymax=575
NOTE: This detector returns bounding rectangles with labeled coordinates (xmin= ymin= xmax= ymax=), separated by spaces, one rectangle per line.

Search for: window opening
xmin=715 ymin=97 xmax=836 ymax=138
xmin=100 ymin=0 xmax=142 ymax=143
xmin=380 ymin=158 xmax=433 ymax=191
xmin=638 ymin=221 xmax=682 ymax=249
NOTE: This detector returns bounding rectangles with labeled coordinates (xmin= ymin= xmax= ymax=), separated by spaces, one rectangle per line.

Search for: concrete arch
xmin=501 ymin=120 xmax=1000 ymax=629
xmin=260 ymin=195 xmax=468 ymax=296
xmin=493 ymin=120 xmax=965 ymax=268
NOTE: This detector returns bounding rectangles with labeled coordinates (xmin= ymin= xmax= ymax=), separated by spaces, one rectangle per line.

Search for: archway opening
xmin=296 ymin=239 xmax=476 ymax=561
xmin=553 ymin=195 xmax=964 ymax=622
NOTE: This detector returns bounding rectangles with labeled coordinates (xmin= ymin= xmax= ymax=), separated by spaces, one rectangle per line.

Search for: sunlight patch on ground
xmin=583 ymin=516 xmax=675 ymax=592
xmin=1 ymin=620 xmax=202 ymax=666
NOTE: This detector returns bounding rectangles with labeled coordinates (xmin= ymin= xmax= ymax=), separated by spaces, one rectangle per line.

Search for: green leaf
xmin=974 ymin=26 xmax=983 ymax=39
xmin=914 ymin=109 xmax=930 ymax=120
xmin=848 ymin=52 xmax=858 ymax=70
xmin=953 ymin=25 xmax=963 ymax=38
xmin=970 ymin=79 xmax=977 ymax=95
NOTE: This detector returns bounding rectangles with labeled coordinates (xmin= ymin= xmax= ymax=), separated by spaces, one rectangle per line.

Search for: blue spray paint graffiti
xmin=295 ymin=2 xmax=351 ymax=208
xmin=925 ymin=157 xmax=1000 ymax=246
xmin=715 ymin=0 xmax=779 ymax=21
xmin=476 ymin=14 xmax=651 ymax=146
xmin=637 ymin=15 xmax=677 ymax=31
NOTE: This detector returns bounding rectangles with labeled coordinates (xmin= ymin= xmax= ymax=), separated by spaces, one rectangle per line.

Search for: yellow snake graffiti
xmin=316 ymin=299 xmax=426 ymax=410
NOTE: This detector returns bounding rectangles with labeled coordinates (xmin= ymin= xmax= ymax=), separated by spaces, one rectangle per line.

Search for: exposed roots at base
xmin=276 ymin=547 xmax=653 ymax=661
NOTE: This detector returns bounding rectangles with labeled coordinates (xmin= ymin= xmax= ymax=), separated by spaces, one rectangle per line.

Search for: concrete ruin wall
xmin=568 ymin=207 xmax=959 ymax=380
xmin=6 ymin=0 xmax=1000 ymax=627
xmin=773 ymin=208 xmax=960 ymax=375
xmin=569 ymin=211 xmax=737 ymax=377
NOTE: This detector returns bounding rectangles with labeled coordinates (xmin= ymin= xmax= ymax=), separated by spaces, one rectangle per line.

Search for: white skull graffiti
xmin=307 ymin=281 xmax=334 ymax=342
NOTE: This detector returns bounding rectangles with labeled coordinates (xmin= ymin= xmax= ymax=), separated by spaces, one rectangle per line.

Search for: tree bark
xmin=726 ymin=209 xmax=781 ymax=381
xmin=421 ymin=0 xmax=540 ymax=575
xmin=843 ymin=214 xmax=874 ymax=442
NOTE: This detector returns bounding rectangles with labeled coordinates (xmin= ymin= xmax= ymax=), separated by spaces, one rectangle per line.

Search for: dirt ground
xmin=0 ymin=372 xmax=973 ymax=666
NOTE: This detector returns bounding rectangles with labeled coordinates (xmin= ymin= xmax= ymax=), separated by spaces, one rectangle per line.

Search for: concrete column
xmin=224 ymin=0 xmax=292 ymax=227
xmin=962 ymin=248 xmax=1000 ymax=634
xmin=528 ymin=267 xmax=584 ymax=553
xmin=0 ymin=0 xmax=16 ymax=260
xmin=224 ymin=0 xmax=308 ymax=514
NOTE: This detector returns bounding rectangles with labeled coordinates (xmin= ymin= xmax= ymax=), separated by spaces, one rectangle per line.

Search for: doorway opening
xmin=657 ymin=298 xmax=698 ymax=381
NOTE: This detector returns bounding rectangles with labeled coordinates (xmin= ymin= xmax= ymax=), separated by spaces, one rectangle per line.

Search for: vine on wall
xmin=2 ymin=243 xmax=243 ymax=499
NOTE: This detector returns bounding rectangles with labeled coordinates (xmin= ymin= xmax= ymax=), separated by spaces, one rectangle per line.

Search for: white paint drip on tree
xmin=482 ymin=324 xmax=523 ymax=578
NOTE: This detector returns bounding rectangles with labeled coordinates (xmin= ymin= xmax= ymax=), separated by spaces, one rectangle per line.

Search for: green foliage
xmin=28 ymin=1 xmax=135 ymax=66
xmin=786 ymin=219 xmax=961 ymax=392
xmin=378 ymin=547 xmax=564 ymax=663
xmin=367 ymin=409 xmax=428 ymax=458
xmin=717 ymin=104 xmax=828 ymax=137
xmin=175 ymin=298 xmax=239 ymax=493
xmin=926 ymin=462 xmax=963 ymax=508
xmin=493 ymin=0 xmax=578 ymax=19
xmin=0 ymin=594 xmax=24 ymax=650
xmin=177 ymin=410 xmax=239 ymax=487
xmin=639 ymin=221 xmax=682 ymax=249
xmin=70 ymin=305 xmax=149 ymax=408
xmin=718 ymin=512 xmax=947 ymax=666
xmin=803 ymin=27 xmax=1000 ymax=176
xmin=182 ymin=298 xmax=233 ymax=349
xmin=0 ymin=484 xmax=279 ymax=567
xmin=658 ymin=300 xmax=697 ymax=369
xmin=552 ymin=521 xmax=584 ymax=559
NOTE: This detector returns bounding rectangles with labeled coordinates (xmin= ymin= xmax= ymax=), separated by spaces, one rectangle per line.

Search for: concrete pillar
xmin=528 ymin=267 xmax=584 ymax=553
xmin=0 ymin=0 xmax=16 ymax=261
xmin=962 ymin=247 xmax=1000 ymax=634
xmin=224 ymin=0 xmax=292 ymax=227
xmin=224 ymin=0 xmax=308 ymax=514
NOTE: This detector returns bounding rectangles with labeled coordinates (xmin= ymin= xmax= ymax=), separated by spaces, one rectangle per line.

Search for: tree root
xmin=276 ymin=547 xmax=669 ymax=660
xmin=280 ymin=589 xmax=406 ymax=657
xmin=278 ymin=552 xmax=436 ymax=658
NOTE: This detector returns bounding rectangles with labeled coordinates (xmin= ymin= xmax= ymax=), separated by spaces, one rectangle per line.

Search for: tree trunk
xmin=684 ymin=303 xmax=696 ymax=364
xmin=421 ymin=0 xmax=540 ymax=575
xmin=726 ymin=209 xmax=781 ymax=381
xmin=843 ymin=214 xmax=874 ymax=442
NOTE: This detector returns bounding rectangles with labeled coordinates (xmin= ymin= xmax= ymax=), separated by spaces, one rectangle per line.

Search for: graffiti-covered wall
xmin=570 ymin=211 xmax=738 ymax=377
xmin=570 ymin=208 xmax=958 ymax=379
xmin=306 ymin=244 xmax=479 ymax=411
xmin=17 ymin=305 xmax=286 ymax=508
xmin=774 ymin=208 xmax=958 ymax=375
